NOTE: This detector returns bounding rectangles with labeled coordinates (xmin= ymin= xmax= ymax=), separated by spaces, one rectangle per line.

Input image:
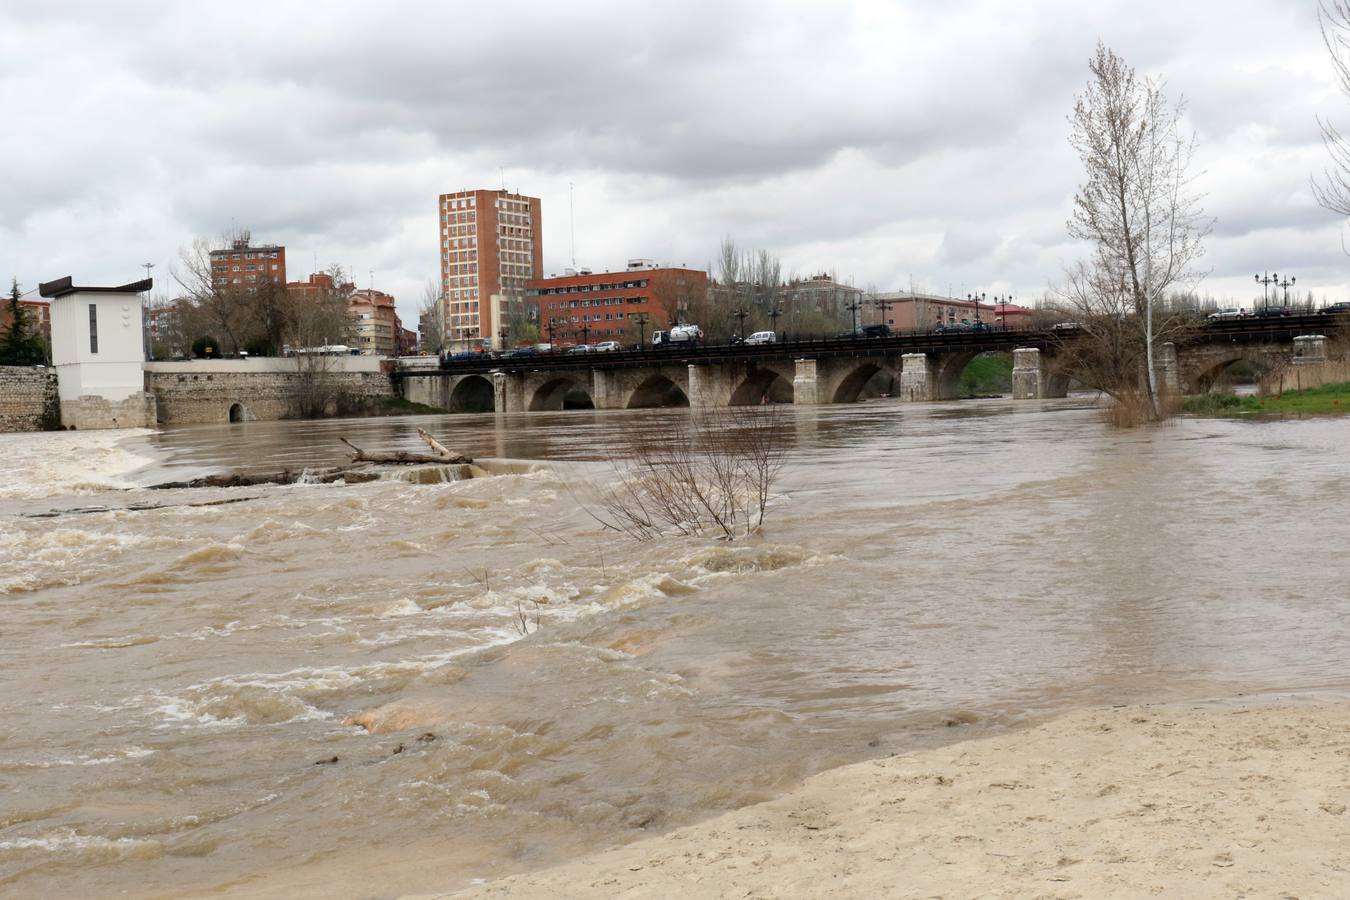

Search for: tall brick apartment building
xmin=437 ymin=188 xmax=543 ymax=352
xmin=210 ymin=237 xmax=286 ymax=288
xmin=528 ymin=261 xmax=709 ymax=346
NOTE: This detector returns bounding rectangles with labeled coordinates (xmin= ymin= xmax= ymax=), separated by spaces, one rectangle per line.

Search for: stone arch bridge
xmin=397 ymin=316 xmax=1338 ymax=414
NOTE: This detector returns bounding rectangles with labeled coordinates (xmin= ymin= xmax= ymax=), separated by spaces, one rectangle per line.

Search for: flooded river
xmin=2 ymin=398 xmax=1349 ymax=897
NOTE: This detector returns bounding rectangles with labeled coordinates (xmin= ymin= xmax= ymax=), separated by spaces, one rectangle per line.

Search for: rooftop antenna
xmin=500 ymin=167 xmax=506 ymax=191
xmin=569 ymin=181 xmax=577 ymax=268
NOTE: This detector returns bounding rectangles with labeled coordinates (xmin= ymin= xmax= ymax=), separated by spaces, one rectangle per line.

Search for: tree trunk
xmin=340 ymin=436 xmax=471 ymax=465
xmin=1144 ymin=293 xmax=1160 ymax=419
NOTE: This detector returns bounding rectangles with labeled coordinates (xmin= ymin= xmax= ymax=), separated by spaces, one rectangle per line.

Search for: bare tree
xmin=1067 ymin=42 xmax=1213 ymax=419
xmin=290 ymin=265 xmax=355 ymax=417
xmin=585 ymin=406 xmax=788 ymax=542
xmin=419 ymin=279 xmax=447 ymax=355
xmin=173 ymin=238 xmax=254 ymax=354
xmin=1315 ymin=2 xmax=1350 ymax=237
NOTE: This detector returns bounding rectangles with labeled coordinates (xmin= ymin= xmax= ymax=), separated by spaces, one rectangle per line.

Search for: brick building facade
xmin=210 ymin=238 xmax=286 ymax=288
xmin=438 ymin=188 xmax=543 ymax=352
xmin=867 ymin=292 xmax=1030 ymax=330
xmin=528 ymin=262 xmax=709 ymax=346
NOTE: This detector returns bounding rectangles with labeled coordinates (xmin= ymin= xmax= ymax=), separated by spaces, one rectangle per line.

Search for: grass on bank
xmin=959 ymin=354 xmax=1013 ymax=397
xmin=378 ymin=397 xmax=449 ymax=415
xmin=1183 ymin=382 xmax=1350 ymax=417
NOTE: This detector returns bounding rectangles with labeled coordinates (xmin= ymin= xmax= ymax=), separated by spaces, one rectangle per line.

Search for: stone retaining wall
xmin=145 ymin=358 xmax=394 ymax=424
xmin=0 ymin=366 xmax=59 ymax=431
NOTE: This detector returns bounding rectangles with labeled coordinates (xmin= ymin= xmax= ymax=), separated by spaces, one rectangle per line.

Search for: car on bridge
xmin=594 ymin=340 xmax=622 ymax=352
xmin=1254 ymin=305 xmax=1290 ymax=317
xmin=1207 ymin=308 xmax=1246 ymax=320
xmin=745 ymin=331 xmax=777 ymax=345
xmin=1319 ymin=302 xmax=1350 ymax=315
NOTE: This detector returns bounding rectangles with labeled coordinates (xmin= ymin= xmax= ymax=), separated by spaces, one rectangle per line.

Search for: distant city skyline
xmin=3 ymin=0 xmax=1349 ymax=329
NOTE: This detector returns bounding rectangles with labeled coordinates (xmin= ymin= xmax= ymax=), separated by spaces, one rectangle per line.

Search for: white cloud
xmin=2 ymin=0 xmax=1348 ymax=325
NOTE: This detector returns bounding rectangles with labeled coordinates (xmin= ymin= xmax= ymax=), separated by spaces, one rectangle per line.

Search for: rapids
xmin=2 ymin=398 xmax=1348 ymax=897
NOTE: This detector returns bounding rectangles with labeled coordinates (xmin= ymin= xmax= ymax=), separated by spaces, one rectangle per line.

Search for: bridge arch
xmin=627 ymin=373 xmax=690 ymax=409
xmin=730 ymin=368 xmax=794 ymax=406
xmin=1189 ymin=352 xmax=1277 ymax=394
xmin=934 ymin=351 xmax=982 ymax=400
xmin=449 ymin=375 xmax=495 ymax=413
xmin=832 ymin=362 xmax=896 ymax=404
xmin=529 ymin=376 xmax=596 ymax=411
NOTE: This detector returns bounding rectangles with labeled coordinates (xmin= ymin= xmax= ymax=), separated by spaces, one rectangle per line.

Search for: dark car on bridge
xmin=1254 ymin=306 xmax=1290 ymax=317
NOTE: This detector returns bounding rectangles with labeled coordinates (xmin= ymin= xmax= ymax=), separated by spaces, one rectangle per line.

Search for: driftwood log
xmin=340 ymin=429 xmax=472 ymax=465
xmin=150 ymin=431 xmax=470 ymax=490
xmin=152 ymin=467 xmax=381 ymax=489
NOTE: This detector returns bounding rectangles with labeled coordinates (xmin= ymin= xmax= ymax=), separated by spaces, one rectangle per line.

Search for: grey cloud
xmin=4 ymin=0 xmax=1350 ymax=324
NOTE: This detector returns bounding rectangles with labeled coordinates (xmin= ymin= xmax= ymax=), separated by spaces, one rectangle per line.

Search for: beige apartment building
xmin=438 ymin=188 xmax=543 ymax=352
xmin=349 ymin=287 xmax=399 ymax=356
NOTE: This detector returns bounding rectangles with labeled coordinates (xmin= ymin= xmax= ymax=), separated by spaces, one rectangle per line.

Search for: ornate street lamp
xmin=966 ymin=292 xmax=987 ymax=324
xmin=631 ymin=311 xmax=650 ymax=348
xmin=1255 ymin=272 xmax=1277 ymax=312
xmin=1278 ymin=274 xmax=1296 ymax=306
xmin=846 ymin=298 xmax=862 ymax=336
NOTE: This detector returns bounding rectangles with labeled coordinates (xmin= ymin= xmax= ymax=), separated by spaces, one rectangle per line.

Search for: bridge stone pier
xmin=1010 ymin=347 xmax=1072 ymax=400
xmin=1294 ymin=334 xmax=1328 ymax=366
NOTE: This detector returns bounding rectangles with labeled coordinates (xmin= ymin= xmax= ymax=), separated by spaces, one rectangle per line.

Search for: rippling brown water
xmin=3 ymin=399 xmax=1349 ymax=897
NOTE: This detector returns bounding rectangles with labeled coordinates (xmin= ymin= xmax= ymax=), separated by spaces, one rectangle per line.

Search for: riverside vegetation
xmin=1183 ymin=382 xmax=1350 ymax=416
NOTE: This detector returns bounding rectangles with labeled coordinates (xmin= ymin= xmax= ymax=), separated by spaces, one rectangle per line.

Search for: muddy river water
xmin=2 ymin=398 xmax=1348 ymax=897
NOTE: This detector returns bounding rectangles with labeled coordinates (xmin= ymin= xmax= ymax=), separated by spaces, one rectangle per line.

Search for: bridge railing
xmin=405 ymin=312 xmax=1345 ymax=377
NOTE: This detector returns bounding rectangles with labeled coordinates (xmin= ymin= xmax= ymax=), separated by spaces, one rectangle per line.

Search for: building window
xmin=88 ymin=304 xmax=98 ymax=353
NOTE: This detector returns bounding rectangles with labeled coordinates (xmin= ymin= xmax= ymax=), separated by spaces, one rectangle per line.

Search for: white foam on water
xmin=0 ymin=429 xmax=158 ymax=499
xmin=0 ymin=746 xmax=155 ymax=769
xmin=0 ymin=827 xmax=162 ymax=859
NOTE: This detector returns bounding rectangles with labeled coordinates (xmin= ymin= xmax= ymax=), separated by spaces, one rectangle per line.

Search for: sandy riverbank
xmin=444 ymin=702 xmax=1350 ymax=898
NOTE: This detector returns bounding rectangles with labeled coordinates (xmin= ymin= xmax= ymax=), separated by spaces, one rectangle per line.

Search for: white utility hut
xmin=39 ymin=275 xmax=157 ymax=429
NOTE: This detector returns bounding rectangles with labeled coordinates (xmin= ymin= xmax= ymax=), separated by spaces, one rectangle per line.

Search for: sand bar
xmin=447 ymin=702 xmax=1350 ymax=898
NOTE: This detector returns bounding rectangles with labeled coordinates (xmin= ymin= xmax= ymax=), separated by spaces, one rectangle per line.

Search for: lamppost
xmin=846 ymin=298 xmax=862 ymax=336
xmin=631 ymin=311 xmax=650 ymax=348
xmin=992 ymin=294 xmax=1013 ymax=328
xmin=141 ymin=262 xmax=154 ymax=359
xmin=1255 ymin=272 xmax=1277 ymax=312
xmin=873 ymin=294 xmax=894 ymax=331
xmin=580 ymin=322 xmax=591 ymax=346
xmin=1278 ymin=273 xmax=1296 ymax=307
xmin=966 ymin=292 xmax=987 ymax=324
xmin=767 ymin=304 xmax=783 ymax=336
xmin=733 ymin=307 xmax=749 ymax=342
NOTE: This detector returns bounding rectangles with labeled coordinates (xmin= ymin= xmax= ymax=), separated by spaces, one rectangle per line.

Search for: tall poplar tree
xmin=1067 ymin=43 xmax=1212 ymax=418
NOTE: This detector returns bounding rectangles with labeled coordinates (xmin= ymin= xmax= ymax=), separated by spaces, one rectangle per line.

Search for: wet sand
xmin=449 ymin=700 xmax=1350 ymax=898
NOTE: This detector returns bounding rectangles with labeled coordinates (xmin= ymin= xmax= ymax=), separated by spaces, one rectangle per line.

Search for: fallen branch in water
xmin=151 ymin=467 xmax=382 ymax=489
xmin=339 ymin=429 xmax=472 ymax=465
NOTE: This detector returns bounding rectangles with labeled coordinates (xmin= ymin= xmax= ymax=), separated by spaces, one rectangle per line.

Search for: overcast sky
xmin=2 ymin=0 xmax=1348 ymax=326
